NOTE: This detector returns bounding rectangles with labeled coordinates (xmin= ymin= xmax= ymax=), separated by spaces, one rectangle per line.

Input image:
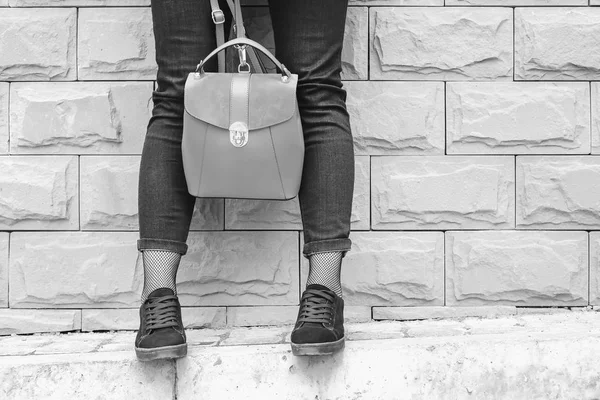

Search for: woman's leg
xmin=269 ymin=0 xmax=354 ymax=355
xmin=136 ymin=0 xmax=229 ymax=361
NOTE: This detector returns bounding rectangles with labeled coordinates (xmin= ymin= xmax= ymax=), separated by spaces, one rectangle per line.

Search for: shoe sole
xmin=135 ymin=343 xmax=187 ymax=361
xmin=291 ymin=337 xmax=345 ymax=356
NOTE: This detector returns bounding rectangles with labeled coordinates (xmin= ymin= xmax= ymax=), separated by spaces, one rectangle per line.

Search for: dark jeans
xmin=138 ymin=0 xmax=355 ymax=258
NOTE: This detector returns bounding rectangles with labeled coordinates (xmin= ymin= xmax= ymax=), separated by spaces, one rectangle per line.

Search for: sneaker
xmin=135 ymin=288 xmax=187 ymax=361
xmin=290 ymin=284 xmax=345 ymax=356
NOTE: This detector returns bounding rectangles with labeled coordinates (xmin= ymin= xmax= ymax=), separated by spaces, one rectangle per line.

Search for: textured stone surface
xmin=373 ymin=306 xmax=517 ymax=321
xmin=446 ymin=231 xmax=588 ymax=306
xmin=301 ymin=232 xmax=444 ymax=306
xmin=448 ymin=0 xmax=585 ymax=4
xmin=593 ymin=83 xmax=600 ymax=153
xmin=227 ymin=306 xmax=298 ymax=327
xmin=372 ymin=156 xmax=515 ymax=229
xmin=0 ymin=156 xmax=78 ymax=230
xmin=10 ymin=0 xmax=149 ymax=4
xmin=346 ymin=82 xmax=444 ymax=155
xmin=81 ymin=156 xmax=223 ymax=230
xmin=0 ymin=8 xmax=76 ymax=80
xmin=342 ymin=7 xmax=368 ymax=80
xmin=78 ymin=8 xmax=156 ymax=80
xmin=0 ymin=310 xmax=81 ymax=336
xmin=80 ymin=156 xmax=139 ymax=230
xmin=0 ymin=233 xmax=7 ymax=307
xmin=589 ymin=232 xmax=600 ymax=305
xmin=10 ymin=82 xmax=152 ymax=154
xmin=0 ymin=353 xmax=174 ymax=399
xmin=177 ymin=231 xmax=299 ymax=306
xmin=515 ymin=8 xmax=600 ymax=80
xmin=178 ymin=318 xmax=600 ymax=399
xmin=370 ymin=8 xmax=512 ymax=80
xmin=247 ymin=0 xmax=444 ymax=4
xmin=0 ymin=83 xmax=7 ymax=153
xmin=225 ymin=156 xmax=370 ymax=230
xmin=517 ymin=157 xmax=600 ymax=229
xmin=4 ymin=315 xmax=600 ymax=398
xmin=9 ymin=232 xmax=141 ymax=308
xmin=351 ymin=0 xmax=441 ymax=3
xmin=447 ymin=82 xmax=591 ymax=154
xmin=81 ymin=307 xmax=226 ymax=331
xmin=227 ymin=306 xmax=372 ymax=326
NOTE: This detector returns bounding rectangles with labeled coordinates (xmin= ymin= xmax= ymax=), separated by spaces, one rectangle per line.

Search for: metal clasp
xmin=235 ymin=44 xmax=250 ymax=73
xmin=211 ymin=9 xmax=225 ymax=24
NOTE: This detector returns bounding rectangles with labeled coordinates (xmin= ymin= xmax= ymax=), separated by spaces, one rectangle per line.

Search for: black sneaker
xmin=135 ymin=288 xmax=187 ymax=361
xmin=290 ymin=284 xmax=345 ymax=356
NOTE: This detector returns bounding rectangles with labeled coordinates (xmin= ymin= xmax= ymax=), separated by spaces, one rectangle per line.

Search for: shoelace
xmin=144 ymin=295 xmax=179 ymax=331
xmin=297 ymin=288 xmax=335 ymax=325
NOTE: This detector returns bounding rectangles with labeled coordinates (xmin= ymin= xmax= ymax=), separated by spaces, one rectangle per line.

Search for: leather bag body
xmin=182 ymin=39 xmax=304 ymax=200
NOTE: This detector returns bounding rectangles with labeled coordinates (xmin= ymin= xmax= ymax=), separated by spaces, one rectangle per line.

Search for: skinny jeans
xmin=138 ymin=0 xmax=355 ymax=258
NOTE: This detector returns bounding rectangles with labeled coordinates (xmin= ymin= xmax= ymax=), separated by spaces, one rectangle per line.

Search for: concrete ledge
xmin=2 ymin=312 xmax=600 ymax=399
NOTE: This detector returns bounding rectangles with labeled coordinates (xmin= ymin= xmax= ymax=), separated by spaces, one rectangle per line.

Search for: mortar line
xmin=173 ymin=359 xmax=178 ymax=400
xmin=443 ymin=231 xmax=446 ymax=306
xmin=590 ymin=81 xmax=592 ymax=154
xmin=75 ymin=7 xmax=79 ymax=81
xmin=514 ymin=155 xmax=517 ymax=228
xmin=588 ymin=230 xmax=591 ymax=306
xmin=444 ymin=82 xmax=447 ymax=155
xmin=512 ymin=7 xmax=515 ymax=82
xmin=367 ymin=6 xmax=370 ymax=81
xmin=7 ymin=82 xmax=10 ymax=154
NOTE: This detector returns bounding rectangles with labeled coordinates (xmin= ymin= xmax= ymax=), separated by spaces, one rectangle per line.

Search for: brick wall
xmin=0 ymin=0 xmax=599 ymax=335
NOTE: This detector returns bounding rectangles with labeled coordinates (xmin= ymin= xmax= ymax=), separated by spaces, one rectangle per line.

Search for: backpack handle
xmin=195 ymin=38 xmax=292 ymax=80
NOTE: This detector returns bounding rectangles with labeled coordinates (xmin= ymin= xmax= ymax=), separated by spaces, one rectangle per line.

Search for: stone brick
xmin=301 ymin=232 xmax=444 ymax=306
xmin=0 ymin=83 xmax=7 ymax=153
xmin=515 ymin=8 xmax=600 ymax=80
xmin=0 ymin=352 xmax=175 ymax=400
xmin=373 ymin=306 xmax=517 ymax=321
xmin=342 ymin=7 xmax=368 ymax=80
xmin=177 ymin=231 xmax=299 ymax=306
xmin=9 ymin=232 xmax=141 ymax=308
xmin=81 ymin=156 xmax=139 ymax=230
xmin=346 ymin=81 xmax=444 ymax=155
xmin=0 ymin=233 xmax=6 ymax=308
xmin=78 ymin=8 xmax=156 ymax=80
xmin=593 ymin=83 xmax=600 ymax=154
xmin=372 ymin=156 xmax=515 ymax=229
xmin=10 ymin=0 xmax=149 ymax=4
xmin=448 ymin=0 xmax=585 ymax=4
xmin=225 ymin=156 xmax=370 ymax=230
xmin=0 ymin=310 xmax=81 ymax=335
xmin=447 ymin=82 xmax=591 ymax=154
xmin=10 ymin=82 xmax=152 ymax=154
xmin=0 ymin=8 xmax=76 ymax=81
xmin=227 ymin=306 xmax=298 ymax=327
xmin=370 ymin=7 xmax=512 ymax=80
xmin=81 ymin=307 xmax=226 ymax=331
xmin=80 ymin=156 xmax=223 ymax=231
xmin=446 ymin=231 xmax=588 ymax=306
xmin=189 ymin=200 xmax=226 ymax=231
xmin=0 ymin=156 xmax=78 ymax=230
xmin=351 ymin=0 xmax=442 ymax=4
xmin=588 ymin=232 xmax=600 ymax=305
xmin=517 ymin=157 xmax=600 ymax=229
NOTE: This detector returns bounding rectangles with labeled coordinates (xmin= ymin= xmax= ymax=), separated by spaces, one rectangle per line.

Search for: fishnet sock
xmin=141 ymin=250 xmax=181 ymax=302
xmin=306 ymin=251 xmax=343 ymax=298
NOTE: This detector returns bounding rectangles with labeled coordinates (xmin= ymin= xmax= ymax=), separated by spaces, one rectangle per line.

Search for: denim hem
xmin=302 ymin=238 xmax=351 ymax=259
xmin=137 ymin=238 xmax=188 ymax=255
